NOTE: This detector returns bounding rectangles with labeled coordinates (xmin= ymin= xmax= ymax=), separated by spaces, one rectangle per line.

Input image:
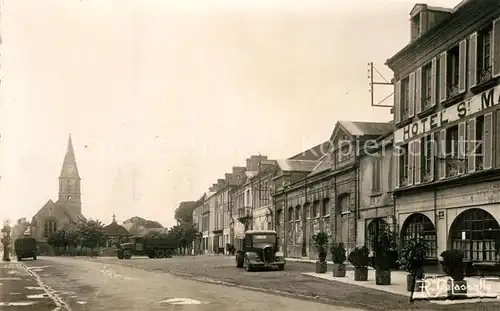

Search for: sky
xmin=0 ymin=0 xmax=462 ymax=228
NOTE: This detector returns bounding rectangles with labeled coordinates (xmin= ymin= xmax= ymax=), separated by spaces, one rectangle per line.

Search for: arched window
xmin=366 ymin=218 xmax=387 ymax=250
xmin=401 ymin=213 xmax=437 ymax=259
xmin=450 ymin=208 xmax=500 ymax=261
xmin=44 ymin=220 xmax=57 ymax=238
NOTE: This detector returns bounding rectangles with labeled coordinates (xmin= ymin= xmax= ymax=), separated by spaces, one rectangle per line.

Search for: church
xmin=30 ymin=134 xmax=87 ymax=244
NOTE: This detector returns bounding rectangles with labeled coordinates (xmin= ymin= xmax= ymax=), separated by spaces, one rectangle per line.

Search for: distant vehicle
xmin=235 ymin=230 xmax=285 ymax=271
xmin=14 ymin=236 xmax=38 ymax=261
xmin=116 ymin=236 xmax=176 ymax=259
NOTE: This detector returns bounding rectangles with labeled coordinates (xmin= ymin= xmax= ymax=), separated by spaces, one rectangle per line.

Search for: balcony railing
xmin=478 ymin=66 xmax=492 ymax=84
xmin=401 ymin=109 xmax=409 ymax=120
xmin=422 ymin=97 xmax=432 ymax=111
xmin=476 ymin=155 xmax=484 ymax=171
xmin=440 ymin=157 xmax=467 ymax=178
xmin=447 ymin=84 xmax=459 ymax=98
xmin=422 ymin=171 xmax=433 ymax=183
xmin=237 ymin=206 xmax=252 ymax=219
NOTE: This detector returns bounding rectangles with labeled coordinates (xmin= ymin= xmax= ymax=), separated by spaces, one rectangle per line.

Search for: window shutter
xmin=439 ymin=52 xmax=447 ymax=103
xmin=414 ymin=139 xmax=421 ymax=184
xmin=469 ymin=32 xmax=478 ymax=88
xmin=458 ymin=39 xmax=467 ymax=94
xmin=415 ymin=67 xmax=422 ymax=114
xmin=496 ymin=110 xmax=500 ymax=167
xmin=408 ymin=141 xmax=415 ymax=185
xmin=371 ymin=156 xmax=376 ymax=192
xmin=458 ymin=122 xmax=466 ymax=174
xmin=431 ymin=57 xmax=437 ymax=107
xmin=409 ymin=72 xmax=415 ymax=118
xmin=493 ymin=18 xmax=500 ymax=78
xmin=467 ymin=118 xmax=477 ymax=173
xmin=484 ymin=112 xmax=493 ymax=169
xmin=438 ymin=130 xmax=446 ymax=179
xmin=395 ymin=81 xmax=401 ymax=124
xmin=430 ymin=132 xmax=435 ymax=181
xmin=395 ymin=147 xmax=401 ymax=189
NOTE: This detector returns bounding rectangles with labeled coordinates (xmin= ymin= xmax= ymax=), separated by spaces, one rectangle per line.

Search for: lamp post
xmin=2 ymin=222 xmax=12 ymax=262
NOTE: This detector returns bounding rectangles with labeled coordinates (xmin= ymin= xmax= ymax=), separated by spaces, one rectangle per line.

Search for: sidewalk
xmin=304 ymin=270 xmax=500 ymax=305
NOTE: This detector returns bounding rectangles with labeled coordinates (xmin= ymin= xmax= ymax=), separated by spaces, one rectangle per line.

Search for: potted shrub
xmin=397 ymin=237 xmax=429 ymax=292
xmin=372 ymin=229 xmax=396 ymax=285
xmin=312 ymin=232 xmax=329 ymax=273
xmin=330 ymin=242 xmax=346 ymax=277
xmin=440 ymin=250 xmax=467 ymax=297
xmin=348 ymin=246 xmax=369 ymax=281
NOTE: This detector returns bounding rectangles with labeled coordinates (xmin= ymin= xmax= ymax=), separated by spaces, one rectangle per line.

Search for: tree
xmin=168 ymin=222 xmax=198 ymax=254
xmin=77 ymin=219 xmax=104 ymax=255
xmin=174 ymin=201 xmax=197 ymax=224
xmin=47 ymin=229 xmax=71 ymax=255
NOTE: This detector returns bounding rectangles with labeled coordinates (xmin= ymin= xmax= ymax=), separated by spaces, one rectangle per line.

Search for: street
xmin=1 ymin=256 xmax=369 ymax=311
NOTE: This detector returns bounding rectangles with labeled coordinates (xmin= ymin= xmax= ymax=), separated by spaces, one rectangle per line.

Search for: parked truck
xmin=116 ymin=236 xmax=176 ymax=259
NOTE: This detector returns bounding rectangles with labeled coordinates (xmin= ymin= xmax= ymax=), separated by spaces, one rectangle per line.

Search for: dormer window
xmin=412 ymin=13 xmax=421 ymax=40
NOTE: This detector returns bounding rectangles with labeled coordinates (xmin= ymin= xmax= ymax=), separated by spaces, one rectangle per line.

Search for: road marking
xmin=28 ymin=265 xmax=51 ymax=270
xmin=10 ymin=292 xmax=21 ymax=295
xmin=27 ymin=293 xmax=50 ymax=299
xmin=0 ymin=301 xmax=37 ymax=306
xmin=0 ymin=277 xmax=21 ymax=280
xmin=158 ymin=298 xmax=208 ymax=305
xmin=19 ymin=262 xmax=71 ymax=311
xmin=26 ymin=286 xmax=44 ymax=290
xmin=76 ymin=301 xmax=87 ymax=305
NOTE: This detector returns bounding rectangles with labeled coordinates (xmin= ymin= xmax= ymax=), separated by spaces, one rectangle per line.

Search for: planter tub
xmin=315 ymin=261 xmax=327 ymax=274
xmin=375 ymin=269 xmax=391 ymax=285
xmin=354 ymin=267 xmax=368 ymax=281
xmin=332 ymin=263 xmax=346 ymax=277
xmin=406 ymin=274 xmax=424 ymax=292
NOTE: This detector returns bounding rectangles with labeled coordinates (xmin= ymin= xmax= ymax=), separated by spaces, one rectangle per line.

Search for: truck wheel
xmin=124 ymin=250 xmax=132 ymax=259
xmin=155 ymin=250 xmax=165 ymax=258
xmin=33 ymin=255 xmax=37 ymax=260
xmin=17 ymin=257 xmax=22 ymax=261
xmin=277 ymin=264 xmax=284 ymax=271
xmin=165 ymin=250 xmax=173 ymax=258
xmin=117 ymin=253 xmax=124 ymax=259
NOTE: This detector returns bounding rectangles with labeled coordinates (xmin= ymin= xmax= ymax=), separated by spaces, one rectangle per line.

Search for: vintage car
xmin=235 ymin=230 xmax=285 ymax=271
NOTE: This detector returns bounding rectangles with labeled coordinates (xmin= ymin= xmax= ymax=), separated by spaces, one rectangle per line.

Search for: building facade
xmin=272 ymin=121 xmax=393 ymax=259
xmin=387 ymin=0 xmax=500 ymax=262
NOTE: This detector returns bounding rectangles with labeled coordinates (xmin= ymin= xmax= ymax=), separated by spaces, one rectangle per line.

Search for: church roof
xmin=31 ymin=199 xmax=86 ymax=225
xmin=60 ymin=134 xmax=80 ymax=179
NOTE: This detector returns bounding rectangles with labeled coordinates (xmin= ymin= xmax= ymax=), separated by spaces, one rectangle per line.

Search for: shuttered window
xmin=493 ymin=18 xmax=500 ymax=78
xmin=421 ymin=134 xmax=435 ymax=183
xmin=447 ymin=45 xmax=460 ymax=98
xmin=401 ymin=77 xmax=410 ymax=120
xmin=399 ymin=144 xmax=409 ymax=187
xmin=371 ymin=155 xmax=382 ymax=193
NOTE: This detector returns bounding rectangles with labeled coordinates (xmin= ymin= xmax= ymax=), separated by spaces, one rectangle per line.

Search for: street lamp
xmin=1 ymin=222 xmax=12 ymax=262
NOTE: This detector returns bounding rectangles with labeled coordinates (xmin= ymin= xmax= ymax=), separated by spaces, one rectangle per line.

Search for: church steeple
xmin=58 ymin=134 xmax=82 ymax=214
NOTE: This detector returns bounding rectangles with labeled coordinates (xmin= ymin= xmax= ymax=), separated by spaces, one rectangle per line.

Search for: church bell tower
xmin=58 ymin=134 xmax=82 ymax=214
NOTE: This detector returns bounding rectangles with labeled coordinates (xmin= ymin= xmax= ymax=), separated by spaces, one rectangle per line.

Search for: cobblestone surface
xmin=89 ymin=255 xmax=500 ymax=311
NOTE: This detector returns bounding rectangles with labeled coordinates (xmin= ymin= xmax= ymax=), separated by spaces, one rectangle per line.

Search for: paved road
xmin=2 ymin=256 xmax=369 ymax=311
xmin=0 ymin=261 xmax=57 ymax=310
xmin=88 ymin=255 xmax=500 ymax=311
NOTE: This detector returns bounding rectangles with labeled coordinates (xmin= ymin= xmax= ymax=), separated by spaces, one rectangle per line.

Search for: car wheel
xmin=245 ymin=258 xmax=253 ymax=272
xmin=277 ymin=264 xmax=284 ymax=271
